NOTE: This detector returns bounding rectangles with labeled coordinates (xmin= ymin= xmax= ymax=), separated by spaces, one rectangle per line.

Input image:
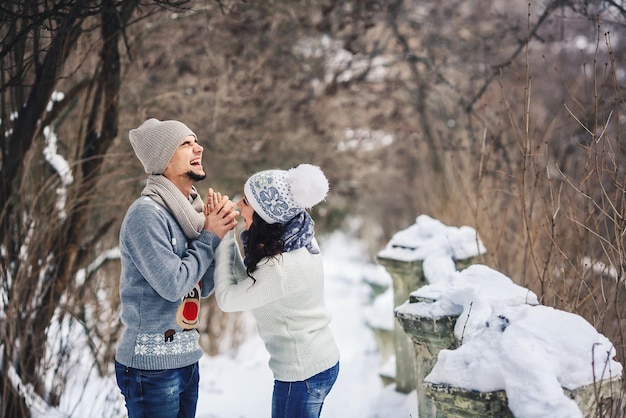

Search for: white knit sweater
xmin=215 ymin=231 xmax=339 ymax=381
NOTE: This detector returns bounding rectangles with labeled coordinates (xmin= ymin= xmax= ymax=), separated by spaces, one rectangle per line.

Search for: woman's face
xmin=237 ymin=195 xmax=255 ymax=230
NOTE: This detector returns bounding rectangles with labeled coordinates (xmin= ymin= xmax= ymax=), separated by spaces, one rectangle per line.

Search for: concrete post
xmin=423 ymin=383 xmax=513 ymax=417
xmin=396 ymin=300 xmax=622 ymax=417
xmin=375 ymin=256 xmax=427 ymax=394
xmin=395 ymin=304 xmax=459 ymax=418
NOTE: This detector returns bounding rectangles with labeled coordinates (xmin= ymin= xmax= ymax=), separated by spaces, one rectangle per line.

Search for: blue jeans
xmin=115 ymin=360 xmax=199 ymax=418
xmin=271 ymin=362 xmax=339 ymax=418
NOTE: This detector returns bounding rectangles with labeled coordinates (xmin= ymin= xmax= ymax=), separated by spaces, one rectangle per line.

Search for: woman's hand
xmin=203 ymin=188 xmax=239 ymax=239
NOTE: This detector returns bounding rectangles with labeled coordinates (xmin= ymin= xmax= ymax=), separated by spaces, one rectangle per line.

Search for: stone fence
xmin=394 ymin=291 xmax=621 ymax=417
xmin=373 ymin=215 xmax=623 ymax=417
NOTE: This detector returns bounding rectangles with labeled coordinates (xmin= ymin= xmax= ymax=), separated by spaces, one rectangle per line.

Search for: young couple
xmin=114 ymin=118 xmax=339 ymax=418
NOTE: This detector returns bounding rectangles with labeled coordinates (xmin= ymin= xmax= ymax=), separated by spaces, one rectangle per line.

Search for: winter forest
xmin=2 ymin=0 xmax=626 ymax=416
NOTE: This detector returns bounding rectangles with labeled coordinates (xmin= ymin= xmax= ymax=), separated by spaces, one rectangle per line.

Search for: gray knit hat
xmin=129 ymin=118 xmax=197 ymax=174
xmin=244 ymin=164 xmax=329 ymax=224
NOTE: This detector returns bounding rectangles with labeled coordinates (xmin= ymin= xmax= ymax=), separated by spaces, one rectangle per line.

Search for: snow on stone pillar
xmin=421 ymin=327 xmax=623 ymax=417
xmin=376 ymin=215 xmax=486 ymax=394
xmin=401 ymin=263 xmax=623 ymax=418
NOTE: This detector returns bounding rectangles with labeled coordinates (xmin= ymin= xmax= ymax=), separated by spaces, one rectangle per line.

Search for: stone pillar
xmin=397 ymin=301 xmax=622 ymax=418
xmin=395 ymin=304 xmax=459 ymax=418
xmin=565 ymin=376 xmax=623 ymax=418
xmin=422 ymin=375 xmax=623 ymax=417
xmin=424 ymin=383 xmax=513 ymax=418
xmin=376 ymin=256 xmax=427 ymax=393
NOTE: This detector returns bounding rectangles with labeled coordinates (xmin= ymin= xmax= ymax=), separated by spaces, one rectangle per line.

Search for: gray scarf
xmin=141 ymin=175 xmax=205 ymax=239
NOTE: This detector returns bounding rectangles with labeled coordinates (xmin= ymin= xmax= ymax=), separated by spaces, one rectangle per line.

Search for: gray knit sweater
xmin=115 ymin=196 xmax=220 ymax=370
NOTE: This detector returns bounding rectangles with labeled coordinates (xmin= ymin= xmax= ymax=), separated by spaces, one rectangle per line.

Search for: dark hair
xmin=245 ymin=212 xmax=286 ymax=278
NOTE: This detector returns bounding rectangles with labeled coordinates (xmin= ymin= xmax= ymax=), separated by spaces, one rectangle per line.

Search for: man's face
xmin=163 ymin=135 xmax=206 ymax=188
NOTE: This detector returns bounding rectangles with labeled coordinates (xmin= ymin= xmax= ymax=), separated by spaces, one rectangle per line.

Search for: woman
xmin=212 ymin=163 xmax=340 ymax=418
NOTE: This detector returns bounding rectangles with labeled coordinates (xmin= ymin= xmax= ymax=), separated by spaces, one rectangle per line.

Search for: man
xmin=114 ymin=118 xmax=237 ymax=418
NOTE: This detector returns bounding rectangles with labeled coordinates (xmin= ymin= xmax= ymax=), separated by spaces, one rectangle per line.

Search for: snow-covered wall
xmin=377 ymin=215 xmax=623 ymax=418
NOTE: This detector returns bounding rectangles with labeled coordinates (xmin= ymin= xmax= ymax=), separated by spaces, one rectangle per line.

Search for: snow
xmin=39 ymin=231 xmax=417 ymax=418
xmin=389 ymin=216 xmax=623 ymax=418
xmin=43 ymin=125 xmax=73 ymax=221
xmin=377 ymin=214 xmax=487 ymax=262
xmin=35 ymin=215 xmax=623 ymax=418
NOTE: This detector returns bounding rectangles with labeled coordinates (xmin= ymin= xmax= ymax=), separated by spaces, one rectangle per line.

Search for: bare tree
xmin=0 ymin=1 xmax=200 ymax=416
xmin=375 ymin=0 xmax=626 ymax=373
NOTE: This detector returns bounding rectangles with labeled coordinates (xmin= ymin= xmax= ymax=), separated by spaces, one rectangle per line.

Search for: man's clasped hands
xmin=203 ymin=188 xmax=239 ymax=239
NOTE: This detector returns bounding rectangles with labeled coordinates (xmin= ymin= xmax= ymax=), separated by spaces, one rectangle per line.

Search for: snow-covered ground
xmin=42 ymin=230 xmax=415 ymax=418
xmin=195 ymin=230 xmax=415 ymax=418
xmin=39 ymin=216 xmax=623 ymax=418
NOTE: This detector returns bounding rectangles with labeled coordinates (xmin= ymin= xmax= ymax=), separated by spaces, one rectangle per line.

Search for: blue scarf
xmin=281 ymin=211 xmax=319 ymax=254
xmin=241 ymin=211 xmax=319 ymax=268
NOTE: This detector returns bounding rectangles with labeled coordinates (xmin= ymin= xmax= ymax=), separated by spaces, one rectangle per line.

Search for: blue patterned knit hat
xmin=244 ymin=164 xmax=329 ymax=224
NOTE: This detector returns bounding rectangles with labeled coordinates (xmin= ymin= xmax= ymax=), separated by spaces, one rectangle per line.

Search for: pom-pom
xmin=288 ymin=164 xmax=329 ymax=208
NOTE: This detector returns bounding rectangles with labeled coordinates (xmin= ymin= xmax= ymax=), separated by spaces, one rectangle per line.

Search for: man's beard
xmin=185 ymin=170 xmax=206 ymax=182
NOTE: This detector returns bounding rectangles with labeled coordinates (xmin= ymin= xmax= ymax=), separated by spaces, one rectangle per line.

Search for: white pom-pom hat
xmin=244 ymin=164 xmax=329 ymax=224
